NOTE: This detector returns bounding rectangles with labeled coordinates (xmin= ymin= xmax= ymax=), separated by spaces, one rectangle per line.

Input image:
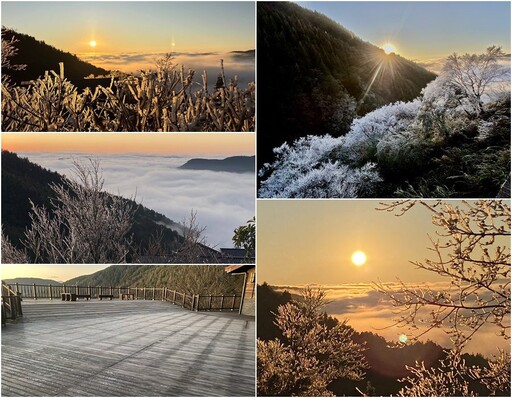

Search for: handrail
xmin=1 ymin=282 xmax=23 ymax=322
xmin=1 ymin=283 xmax=242 ymax=313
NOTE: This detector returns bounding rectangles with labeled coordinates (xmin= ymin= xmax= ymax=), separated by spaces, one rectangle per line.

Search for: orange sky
xmin=2 ymin=133 xmax=255 ymax=156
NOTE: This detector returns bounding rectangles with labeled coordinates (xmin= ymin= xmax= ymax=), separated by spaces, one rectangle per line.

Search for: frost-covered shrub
xmin=258 ymin=135 xmax=382 ymax=198
xmin=342 ymin=100 xmax=421 ymax=166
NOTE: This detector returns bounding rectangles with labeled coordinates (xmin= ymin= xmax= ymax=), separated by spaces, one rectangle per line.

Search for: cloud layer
xmin=20 ymin=153 xmax=255 ymax=248
xmin=80 ymin=51 xmax=255 ymax=87
xmin=272 ymin=283 xmax=509 ymax=358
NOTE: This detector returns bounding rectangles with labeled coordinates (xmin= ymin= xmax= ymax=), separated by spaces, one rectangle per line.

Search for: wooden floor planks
xmin=2 ymin=300 xmax=255 ymax=396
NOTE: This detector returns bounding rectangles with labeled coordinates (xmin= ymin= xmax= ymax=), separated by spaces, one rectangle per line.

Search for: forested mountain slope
xmin=257 ymin=2 xmax=436 ymax=167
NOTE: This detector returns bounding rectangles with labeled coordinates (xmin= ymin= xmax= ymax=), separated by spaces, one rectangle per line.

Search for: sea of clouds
xmin=272 ymin=283 xmax=509 ymax=358
xmin=80 ymin=51 xmax=255 ymax=88
xmin=20 ymin=152 xmax=255 ymax=249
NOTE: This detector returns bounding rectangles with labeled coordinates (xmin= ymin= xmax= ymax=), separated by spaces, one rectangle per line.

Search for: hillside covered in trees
xmin=1 ymin=27 xmax=108 ymax=85
xmin=1 ymin=151 xmax=184 ymax=262
xmin=257 ymin=2 xmax=436 ymax=168
xmin=66 ymin=264 xmax=243 ymax=296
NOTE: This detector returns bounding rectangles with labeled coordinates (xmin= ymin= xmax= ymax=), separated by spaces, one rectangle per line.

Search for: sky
xmin=258 ymin=200 xmax=509 ymax=285
xmin=2 ymin=264 xmax=109 ymax=282
xmin=2 ymin=134 xmax=255 ymax=248
xmin=1 ymin=1 xmax=255 ymax=73
xmin=2 ymin=133 xmax=254 ymax=156
xmin=298 ymin=1 xmax=511 ymax=63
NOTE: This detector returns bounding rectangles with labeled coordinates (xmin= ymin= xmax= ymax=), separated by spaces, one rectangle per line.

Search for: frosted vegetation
xmin=259 ymin=47 xmax=510 ymax=198
xmin=1 ymin=27 xmax=255 ymax=132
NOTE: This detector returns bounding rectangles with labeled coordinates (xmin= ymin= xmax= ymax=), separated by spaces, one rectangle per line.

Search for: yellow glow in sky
xmin=258 ymin=200 xmax=443 ymax=285
xmin=2 ymin=265 xmax=110 ymax=282
xmin=89 ymin=40 xmax=97 ymax=48
xmin=2 ymin=133 xmax=255 ymax=156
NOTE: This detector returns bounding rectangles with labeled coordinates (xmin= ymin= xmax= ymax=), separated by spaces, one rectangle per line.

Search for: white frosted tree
xmin=23 ymin=159 xmax=137 ymax=263
xmin=258 ymin=287 xmax=367 ymax=396
xmin=442 ymin=46 xmax=510 ymax=116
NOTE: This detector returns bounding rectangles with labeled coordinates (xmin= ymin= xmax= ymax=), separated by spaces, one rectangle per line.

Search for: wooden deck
xmin=2 ymin=300 xmax=255 ymax=396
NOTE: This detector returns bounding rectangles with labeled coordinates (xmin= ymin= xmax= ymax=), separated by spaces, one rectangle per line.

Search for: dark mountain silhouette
xmin=2 ymin=27 xmax=108 ymax=85
xmin=179 ymin=156 xmax=255 ymax=173
xmin=257 ymin=2 xmax=436 ymax=169
xmin=257 ymin=283 xmax=495 ymax=397
xmin=66 ymin=264 xmax=243 ymax=295
xmin=3 ymin=277 xmax=62 ymax=285
xmin=1 ymin=151 xmax=183 ymax=257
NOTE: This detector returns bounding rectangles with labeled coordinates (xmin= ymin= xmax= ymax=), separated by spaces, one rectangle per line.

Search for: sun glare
xmin=382 ymin=43 xmax=396 ymax=55
xmin=351 ymin=251 xmax=367 ymax=267
xmin=89 ymin=40 xmax=97 ymax=48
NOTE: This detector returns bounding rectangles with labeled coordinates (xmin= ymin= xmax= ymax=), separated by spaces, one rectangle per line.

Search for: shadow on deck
xmin=2 ymin=300 xmax=255 ymax=396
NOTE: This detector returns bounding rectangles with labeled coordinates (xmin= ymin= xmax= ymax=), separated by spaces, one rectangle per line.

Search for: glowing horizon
xmin=2 ymin=264 xmax=110 ymax=282
xmin=2 ymin=133 xmax=255 ymax=157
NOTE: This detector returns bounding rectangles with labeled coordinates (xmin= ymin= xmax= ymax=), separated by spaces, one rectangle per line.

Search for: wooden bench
xmin=61 ymin=293 xmax=76 ymax=301
xmin=120 ymin=293 xmax=135 ymax=300
xmin=76 ymin=294 xmax=91 ymax=300
xmin=99 ymin=294 xmax=114 ymax=300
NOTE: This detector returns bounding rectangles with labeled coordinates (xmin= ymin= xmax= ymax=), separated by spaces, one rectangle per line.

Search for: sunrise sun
xmin=351 ymin=251 xmax=367 ymax=266
xmin=382 ymin=43 xmax=396 ymax=55
xmin=89 ymin=40 xmax=97 ymax=48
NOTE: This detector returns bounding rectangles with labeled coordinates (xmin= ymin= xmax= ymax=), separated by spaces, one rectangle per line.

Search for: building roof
xmin=225 ymin=264 xmax=255 ymax=274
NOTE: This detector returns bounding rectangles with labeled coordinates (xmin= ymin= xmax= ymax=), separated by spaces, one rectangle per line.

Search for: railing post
xmin=220 ymin=294 xmax=224 ymax=311
xmin=15 ymin=283 xmax=19 ymax=295
xmin=75 ymin=285 xmax=79 ymax=295
xmin=163 ymin=287 xmax=167 ymax=301
xmin=182 ymin=293 xmax=186 ymax=307
xmin=110 ymin=286 xmax=113 ymax=296
xmin=173 ymin=290 xmax=176 ymax=304
xmin=49 ymin=284 xmax=53 ymax=300
xmin=32 ymin=283 xmax=37 ymax=300
xmin=143 ymin=287 xmax=146 ymax=300
xmin=231 ymin=295 xmax=236 ymax=311
xmin=152 ymin=287 xmax=155 ymax=300
xmin=88 ymin=285 xmax=92 ymax=297
xmin=208 ymin=295 xmax=213 ymax=311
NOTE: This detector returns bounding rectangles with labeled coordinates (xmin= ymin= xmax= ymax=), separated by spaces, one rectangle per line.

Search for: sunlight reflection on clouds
xmin=272 ymin=283 xmax=509 ymax=358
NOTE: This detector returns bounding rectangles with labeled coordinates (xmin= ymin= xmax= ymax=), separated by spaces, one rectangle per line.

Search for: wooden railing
xmin=3 ymin=283 xmax=241 ymax=313
xmin=2 ymin=283 xmax=23 ymax=324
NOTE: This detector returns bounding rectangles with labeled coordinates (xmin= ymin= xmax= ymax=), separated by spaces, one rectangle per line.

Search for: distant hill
xmin=3 ymin=277 xmax=62 ymax=285
xmin=66 ymin=264 xmax=243 ymax=295
xmin=257 ymin=2 xmax=436 ymax=168
xmin=2 ymin=27 xmax=108 ymax=84
xmin=179 ymin=156 xmax=255 ymax=173
xmin=1 ymin=151 xmax=183 ymax=257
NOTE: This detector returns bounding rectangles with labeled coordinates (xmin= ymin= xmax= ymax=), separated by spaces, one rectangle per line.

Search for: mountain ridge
xmin=2 ymin=27 xmax=109 ymax=85
xmin=179 ymin=155 xmax=255 ymax=173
